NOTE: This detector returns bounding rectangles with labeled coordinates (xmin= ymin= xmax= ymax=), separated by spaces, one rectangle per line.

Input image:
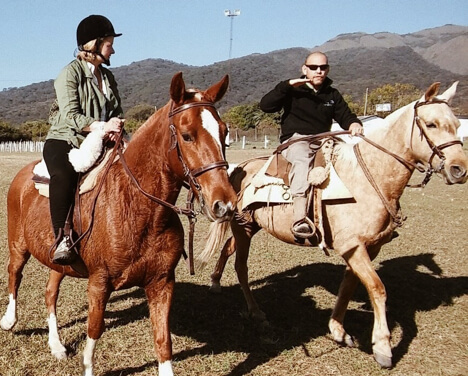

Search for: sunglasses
xmin=305 ymin=64 xmax=329 ymax=71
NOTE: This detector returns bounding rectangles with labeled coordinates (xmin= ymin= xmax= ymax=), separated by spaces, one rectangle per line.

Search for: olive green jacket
xmin=47 ymin=59 xmax=123 ymax=148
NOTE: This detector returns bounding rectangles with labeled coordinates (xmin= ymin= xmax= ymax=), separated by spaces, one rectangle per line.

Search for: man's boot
xmin=291 ymin=196 xmax=316 ymax=239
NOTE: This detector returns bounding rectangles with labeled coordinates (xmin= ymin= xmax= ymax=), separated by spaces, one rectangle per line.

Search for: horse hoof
xmin=374 ymin=351 xmax=392 ymax=369
xmin=342 ymin=333 xmax=354 ymax=347
xmin=52 ymin=349 xmax=68 ymax=360
xmin=0 ymin=315 xmax=16 ymax=331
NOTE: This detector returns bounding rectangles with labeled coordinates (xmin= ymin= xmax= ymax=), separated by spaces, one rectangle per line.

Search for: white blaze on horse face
xmin=201 ymin=109 xmax=223 ymax=151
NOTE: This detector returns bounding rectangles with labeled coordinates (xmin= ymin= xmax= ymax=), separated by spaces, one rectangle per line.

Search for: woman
xmin=43 ymin=15 xmax=124 ymax=265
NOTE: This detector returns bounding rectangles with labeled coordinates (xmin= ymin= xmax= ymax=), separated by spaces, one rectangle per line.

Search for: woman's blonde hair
xmin=76 ymin=39 xmax=100 ymax=63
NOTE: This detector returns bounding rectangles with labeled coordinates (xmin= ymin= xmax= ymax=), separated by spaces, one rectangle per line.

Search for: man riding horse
xmin=260 ymin=52 xmax=363 ymax=238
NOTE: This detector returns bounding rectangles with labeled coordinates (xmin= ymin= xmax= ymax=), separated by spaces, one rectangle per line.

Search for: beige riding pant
xmin=281 ymin=133 xmax=318 ymax=198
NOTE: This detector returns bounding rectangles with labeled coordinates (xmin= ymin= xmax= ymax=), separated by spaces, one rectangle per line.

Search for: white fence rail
xmin=0 ymin=141 xmax=44 ymax=153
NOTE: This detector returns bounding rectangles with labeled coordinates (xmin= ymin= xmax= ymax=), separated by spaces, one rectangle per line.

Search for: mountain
xmin=1 ymin=24 xmax=467 ymax=125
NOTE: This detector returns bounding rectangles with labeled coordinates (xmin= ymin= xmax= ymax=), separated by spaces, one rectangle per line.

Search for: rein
xmin=117 ymin=100 xmax=229 ymax=275
xmin=353 ymin=98 xmax=462 ymax=225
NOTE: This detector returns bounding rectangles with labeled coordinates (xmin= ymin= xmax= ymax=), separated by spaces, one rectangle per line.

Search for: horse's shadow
xmin=15 ymin=253 xmax=466 ymax=375
xmin=97 ymin=253 xmax=468 ymax=375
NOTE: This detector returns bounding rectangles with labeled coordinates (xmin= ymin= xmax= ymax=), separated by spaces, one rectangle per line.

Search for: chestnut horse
xmin=200 ymin=82 xmax=467 ymax=368
xmin=1 ymin=72 xmax=237 ymax=376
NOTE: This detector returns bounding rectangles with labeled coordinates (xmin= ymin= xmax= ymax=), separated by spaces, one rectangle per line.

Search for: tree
xmin=343 ymin=94 xmax=363 ymax=116
xmin=0 ymin=120 xmax=24 ymax=141
xmin=222 ymin=103 xmax=280 ymax=131
xmin=124 ymin=104 xmax=156 ymax=134
xmin=366 ymin=83 xmax=421 ymax=116
xmin=20 ymin=120 xmax=50 ymax=141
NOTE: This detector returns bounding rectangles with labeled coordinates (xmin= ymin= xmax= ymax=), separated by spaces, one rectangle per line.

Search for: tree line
xmin=0 ymin=83 xmax=426 ymax=141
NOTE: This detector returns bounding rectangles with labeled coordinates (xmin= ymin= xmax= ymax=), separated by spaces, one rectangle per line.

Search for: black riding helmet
xmin=76 ymin=15 xmax=122 ymax=49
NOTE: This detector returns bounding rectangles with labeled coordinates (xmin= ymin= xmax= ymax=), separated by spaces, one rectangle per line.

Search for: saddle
xmin=32 ymin=138 xmax=123 ymax=197
xmin=32 ymin=135 xmax=126 ymax=276
xmin=240 ymin=138 xmax=353 ymax=252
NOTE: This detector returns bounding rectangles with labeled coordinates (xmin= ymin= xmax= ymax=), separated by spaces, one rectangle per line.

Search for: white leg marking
xmin=82 ymin=336 xmax=97 ymax=376
xmin=47 ymin=313 xmax=67 ymax=360
xmin=159 ymin=360 xmax=174 ymax=376
xmin=201 ymin=109 xmax=223 ymax=150
xmin=1 ymin=294 xmax=17 ymax=330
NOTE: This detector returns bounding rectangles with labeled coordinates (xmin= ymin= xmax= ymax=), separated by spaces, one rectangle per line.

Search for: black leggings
xmin=43 ymin=139 xmax=79 ymax=238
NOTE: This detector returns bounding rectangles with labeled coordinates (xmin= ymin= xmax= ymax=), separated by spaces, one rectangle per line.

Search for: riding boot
xmin=291 ymin=196 xmax=316 ymax=239
xmin=52 ymin=230 xmax=77 ymax=265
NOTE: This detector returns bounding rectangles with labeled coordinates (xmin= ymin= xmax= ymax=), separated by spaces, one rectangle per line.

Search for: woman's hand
xmin=105 ymin=117 xmax=125 ymax=141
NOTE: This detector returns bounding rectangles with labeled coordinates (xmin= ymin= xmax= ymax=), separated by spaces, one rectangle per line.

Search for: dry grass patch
xmin=0 ymin=148 xmax=467 ymax=375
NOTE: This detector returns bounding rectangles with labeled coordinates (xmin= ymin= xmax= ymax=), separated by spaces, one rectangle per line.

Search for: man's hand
xmin=288 ymin=78 xmax=311 ymax=87
xmin=349 ymin=122 xmax=364 ymax=136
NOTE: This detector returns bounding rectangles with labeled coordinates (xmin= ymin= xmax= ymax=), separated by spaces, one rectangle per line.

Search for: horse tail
xmin=197 ymin=220 xmax=230 ymax=269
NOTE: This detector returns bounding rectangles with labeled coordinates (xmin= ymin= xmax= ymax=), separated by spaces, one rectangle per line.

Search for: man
xmin=260 ymin=51 xmax=363 ymax=238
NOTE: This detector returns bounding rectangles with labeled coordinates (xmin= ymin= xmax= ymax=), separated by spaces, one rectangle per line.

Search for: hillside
xmin=0 ymin=24 xmax=467 ymax=124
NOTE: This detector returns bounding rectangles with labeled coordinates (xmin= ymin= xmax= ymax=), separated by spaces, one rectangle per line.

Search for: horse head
xmin=168 ymin=72 xmax=237 ymax=221
xmin=410 ymin=82 xmax=467 ymax=184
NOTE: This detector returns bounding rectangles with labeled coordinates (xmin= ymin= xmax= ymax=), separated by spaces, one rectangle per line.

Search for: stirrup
xmin=52 ymin=235 xmax=77 ymax=265
xmin=291 ymin=217 xmax=316 ymax=239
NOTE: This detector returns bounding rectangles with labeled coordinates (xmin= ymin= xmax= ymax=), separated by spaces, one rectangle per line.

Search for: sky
xmin=1 ymin=0 xmax=467 ymax=91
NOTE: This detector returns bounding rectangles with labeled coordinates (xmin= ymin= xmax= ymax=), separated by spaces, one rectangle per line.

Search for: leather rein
xmin=353 ymin=98 xmax=463 ymax=226
xmin=117 ymin=100 xmax=228 ymax=275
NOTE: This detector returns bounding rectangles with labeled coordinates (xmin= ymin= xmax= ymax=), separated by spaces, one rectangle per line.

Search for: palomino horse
xmin=200 ymin=82 xmax=467 ymax=368
xmin=1 ymin=72 xmax=237 ymax=376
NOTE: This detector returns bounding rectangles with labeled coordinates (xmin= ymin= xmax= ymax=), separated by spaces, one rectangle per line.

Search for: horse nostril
xmin=213 ymin=200 xmax=233 ymax=218
xmin=450 ymin=165 xmax=466 ymax=179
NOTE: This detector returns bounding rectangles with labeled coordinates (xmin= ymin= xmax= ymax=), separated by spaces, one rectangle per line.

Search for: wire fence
xmin=0 ymin=141 xmax=44 ymax=153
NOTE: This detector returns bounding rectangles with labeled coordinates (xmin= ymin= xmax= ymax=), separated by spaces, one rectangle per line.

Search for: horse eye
xmin=181 ymin=133 xmax=193 ymax=142
xmin=426 ymin=123 xmax=437 ymax=129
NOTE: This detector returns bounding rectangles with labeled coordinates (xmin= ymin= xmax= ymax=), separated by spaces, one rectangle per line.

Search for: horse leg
xmin=45 ymin=270 xmax=67 ymax=359
xmin=233 ymin=227 xmax=266 ymax=322
xmin=82 ymin=275 xmax=111 ymax=376
xmin=145 ymin=275 xmax=176 ymax=376
xmin=342 ymin=245 xmax=392 ymax=368
xmin=0 ymin=245 xmax=31 ymax=331
xmin=210 ymin=236 xmax=236 ymax=293
xmin=329 ymin=265 xmax=359 ymax=347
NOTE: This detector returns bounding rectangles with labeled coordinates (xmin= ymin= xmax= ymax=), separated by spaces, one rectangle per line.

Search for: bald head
xmin=304 ymin=52 xmax=328 ymax=65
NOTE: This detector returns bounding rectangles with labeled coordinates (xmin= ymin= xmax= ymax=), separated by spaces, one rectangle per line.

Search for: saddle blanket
xmin=32 ymin=148 xmax=115 ymax=198
xmin=239 ymin=155 xmax=353 ymax=211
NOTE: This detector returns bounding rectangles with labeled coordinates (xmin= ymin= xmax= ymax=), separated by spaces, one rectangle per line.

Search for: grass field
xmin=0 ymin=147 xmax=467 ymax=376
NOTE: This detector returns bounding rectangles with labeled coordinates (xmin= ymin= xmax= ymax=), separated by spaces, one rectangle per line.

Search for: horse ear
xmin=438 ymin=81 xmax=458 ymax=104
xmin=170 ymin=72 xmax=186 ymax=105
xmin=203 ymin=75 xmax=230 ymax=103
xmin=422 ymin=82 xmax=440 ymax=102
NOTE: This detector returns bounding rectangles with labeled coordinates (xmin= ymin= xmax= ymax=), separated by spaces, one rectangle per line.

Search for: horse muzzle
xmin=205 ymin=199 xmax=236 ymax=222
xmin=442 ymin=162 xmax=468 ymax=184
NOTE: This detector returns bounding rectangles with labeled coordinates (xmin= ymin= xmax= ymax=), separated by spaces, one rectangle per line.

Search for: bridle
xmin=167 ymin=101 xmax=229 ymax=211
xmin=408 ymin=99 xmax=463 ymax=186
xmin=353 ymin=98 xmax=463 ymax=225
xmin=117 ymin=100 xmax=229 ymax=274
